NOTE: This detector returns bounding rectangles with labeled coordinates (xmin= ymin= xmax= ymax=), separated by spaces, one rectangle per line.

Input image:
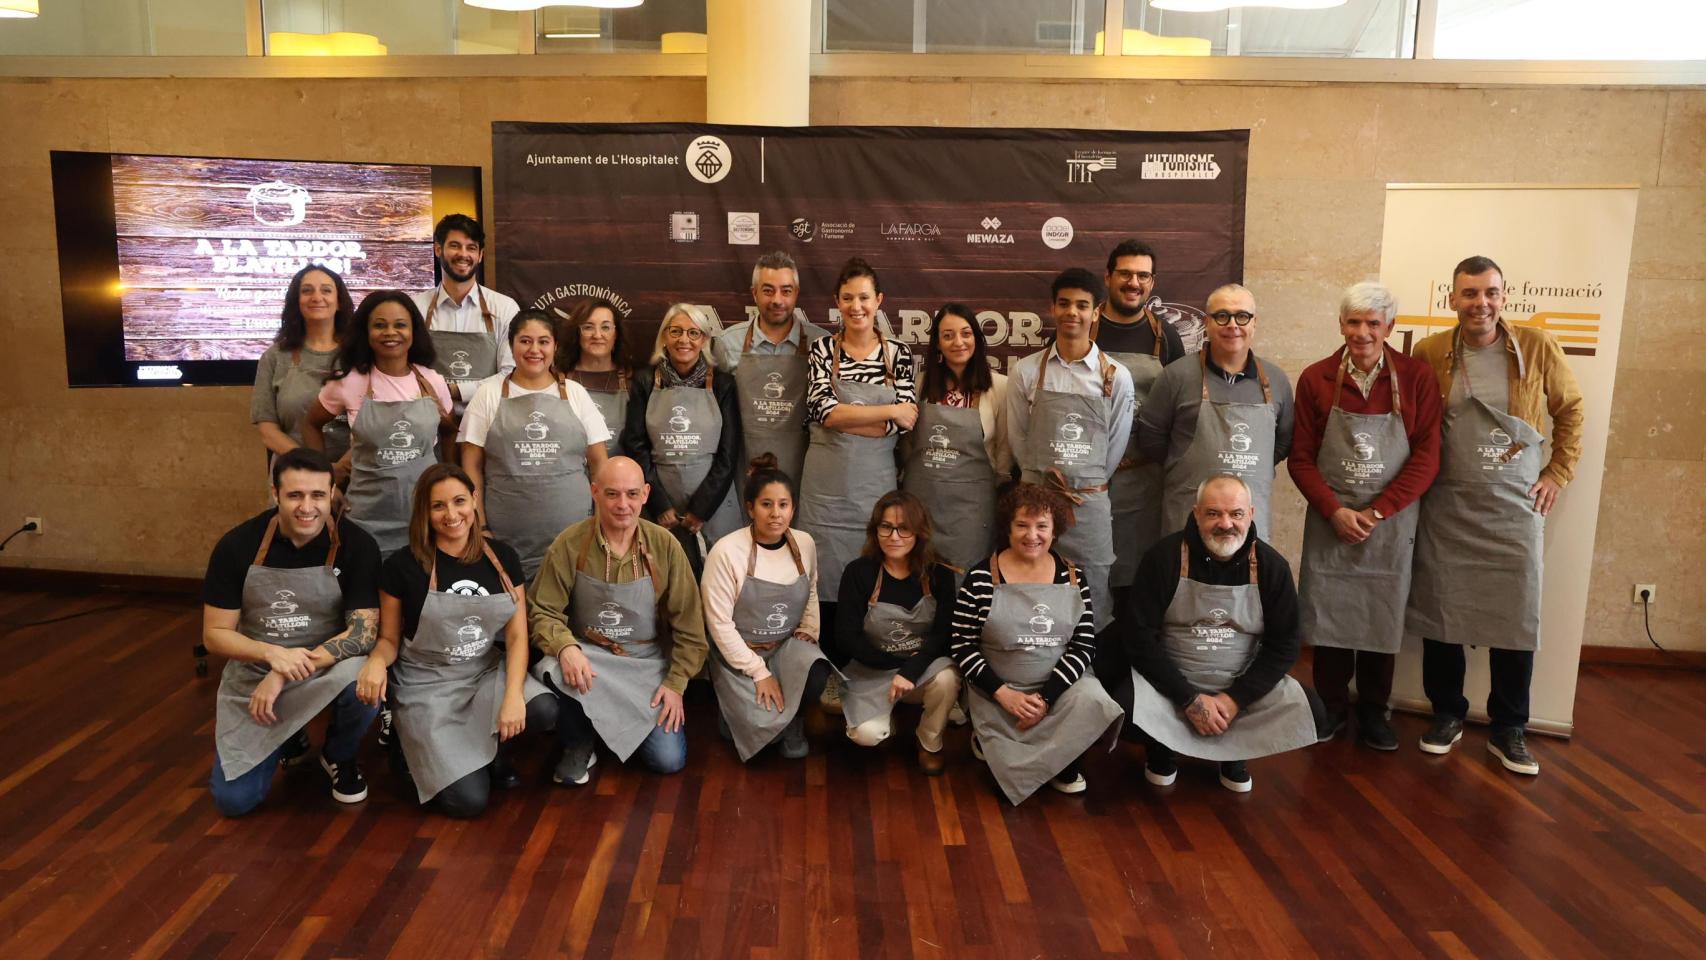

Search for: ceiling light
xmin=1151 ymin=0 xmax=1346 ymax=11
xmin=544 ymin=32 xmax=602 ymax=38
xmin=269 ymin=31 xmax=389 ymax=56
xmin=465 ymin=0 xmax=641 ymax=10
xmin=0 ymin=0 xmax=39 ymax=19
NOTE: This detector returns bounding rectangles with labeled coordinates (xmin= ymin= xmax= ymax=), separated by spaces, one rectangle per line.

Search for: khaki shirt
xmin=528 ymin=517 xmax=709 ymax=693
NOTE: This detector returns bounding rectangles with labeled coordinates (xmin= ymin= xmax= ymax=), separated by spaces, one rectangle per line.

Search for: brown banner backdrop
xmin=492 ymin=122 xmax=1248 ymax=370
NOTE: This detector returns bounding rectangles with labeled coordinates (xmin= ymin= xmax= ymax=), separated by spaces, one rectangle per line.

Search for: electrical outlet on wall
xmin=23 ymin=516 xmax=43 ymax=535
xmin=1632 ymin=583 xmax=1656 ymax=604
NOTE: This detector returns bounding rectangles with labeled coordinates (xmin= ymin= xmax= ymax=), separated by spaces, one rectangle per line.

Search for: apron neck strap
xmin=1145 ymin=306 xmax=1163 ymax=359
xmin=426 ymin=284 xmax=494 ymax=333
xmin=747 ymin=528 xmax=806 ymax=578
xmin=413 ymin=367 xmax=451 ymax=422
xmin=868 ymin=561 xmax=928 ymax=608
xmin=427 ymin=536 xmax=516 ymax=600
xmin=1200 ymin=350 xmax=1273 ymax=404
xmin=744 ymin=318 xmax=806 ymax=355
xmin=832 ymin=332 xmax=892 ymax=385
xmin=1331 ymin=347 xmax=1402 ymax=415
xmin=989 ymin=552 xmax=1004 ymax=586
xmin=505 ymin=372 xmax=569 ymax=399
xmin=1179 ymin=538 xmax=1260 ymax=584
xmin=255 ymin=514 xmax=339 ymax=569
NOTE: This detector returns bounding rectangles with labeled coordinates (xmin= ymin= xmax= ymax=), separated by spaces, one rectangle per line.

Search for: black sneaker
xmin=1419 ymin=716 xmax=1464 ymax=755
xmin=491 ymin=753 xmax=522 ymax=790
xmin=552 ymin=745 xmax=597 ymax=786
xmin=1317 ymin=707 xmax=1348 ymax=743
xmin=1143 ymin=753 xmax=1178 ymax=787
xmin=279 ymin=729 xmax=313 ymax=767
xmin=320 ymin=755 xmax=368 ymax=803
xmin=375 ymin=707 xmax=394 ymax=750
xmin=1357 ymin=708 xmax=1400 ymax=752
xmin=1487 ymin=728 xmax=1540 ymax=776
xmin=1218 ymin=761 xmax=1253 ymax=793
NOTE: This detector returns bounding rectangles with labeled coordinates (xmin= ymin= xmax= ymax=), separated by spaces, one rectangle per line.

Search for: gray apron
xmin=965 ymin=555 xmax=1123 ymax=804
xmin=732 ymin=321 xmax=811 ymax=483
xmin=1406 ymin=338 xmax=1546 ymax=651
xmin=565 ymin=369 xmax=629 ymax=457
xmin=1127 ymin=542 xmax=1317 ymax=761
xmin=708 ymin=531 xmax=832 ymax=761
xmin=797 ymin=336 xmax=900 ymax=599
xmin=1017 ymin=344 xmax=1118 ymax=631
xmin=531 ymin=532 xmax=673 ymax=762
xmin=901 ymin=399 xmax=997 ymax=573
xmin=344 ymin=369 xmax=447 ymax=555
xmin=644 ymin=365 xmax=743 ymax=543
xmin=482 ymin=375 xmax=592 ymax=580
xmin=214 ymin=517 xmax=363 ymax=780
xmin=1160 ymin=352 xmax=1279 ymax=537
xmin=392 ymin=541 xmax=548 ymax=802
xmin=273 ymin=348 xmax=350 ymax=463
xmin=1100 ymin=309 xmax=1166 ymax=588
xmin=425 ymin=286 xmax=499 ymax=407
xmin=840 ymin=567 xmax=954 ymax=729
xmin=1298 ymin=353 xmax=1418 ymax=654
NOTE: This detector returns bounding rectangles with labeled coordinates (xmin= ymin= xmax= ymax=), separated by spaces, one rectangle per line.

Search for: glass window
xmin=1433 ymin=0 xmax=1706 ymax=61
xmin=535 ymin=0 xmax=706 ymax=54
xmin=825 ymin=0 xmax=1109 ymax=54
xmin=1125 ymin=0 xmax=1416 ymax=58
xmin=262 ymin=0 xmax=522 ymax=56
xmin=0 ymin=0 xmax=248 ymax=56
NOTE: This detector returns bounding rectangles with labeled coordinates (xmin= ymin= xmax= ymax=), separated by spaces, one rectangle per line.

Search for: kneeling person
xmin=530 ymin=457 xmax=709 ymax=783
xmin=358 ymin=463 xmax=556 ymax=818
xmin=202 ymin=448 xmax=382 ymax=816
xmin=1125 ymin=474 xmax=1322 ymax=793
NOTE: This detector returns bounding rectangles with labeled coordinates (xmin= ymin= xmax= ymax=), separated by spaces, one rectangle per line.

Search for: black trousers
xmin=1421 ymin=638 xmax=1533 ymax=731
xmin=1312 ymin=647 xmax=1396 ymax=715
xmin=427 ymin=690 xmax=558 ymax=819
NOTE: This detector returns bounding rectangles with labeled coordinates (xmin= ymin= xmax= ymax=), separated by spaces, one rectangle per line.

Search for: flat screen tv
xmin=50 ymin=151 xmax=482 ymax=387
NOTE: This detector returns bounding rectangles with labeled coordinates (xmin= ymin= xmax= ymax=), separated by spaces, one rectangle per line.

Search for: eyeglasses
xmin=1208 ymin=310 xmax=1256 ymax=327
xmin=877 ymin=523 xmax=915 ymax=539
xmin=1112 ymin=269 xmax=1155 ymax=284
xmin=664 ymin=327 xmax=705 ymax=342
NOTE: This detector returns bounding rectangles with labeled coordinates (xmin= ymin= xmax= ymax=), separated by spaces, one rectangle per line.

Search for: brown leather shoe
xmin=917 ymin=744 xmax=945 ymax=776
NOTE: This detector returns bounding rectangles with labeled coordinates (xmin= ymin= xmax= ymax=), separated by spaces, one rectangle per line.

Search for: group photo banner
xmin=491 ymin=122 xmax=1249 ymax=366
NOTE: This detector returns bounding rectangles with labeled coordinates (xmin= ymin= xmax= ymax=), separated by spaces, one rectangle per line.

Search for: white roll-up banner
xmin=1379 ymin=183 xmax=1638 ymax=737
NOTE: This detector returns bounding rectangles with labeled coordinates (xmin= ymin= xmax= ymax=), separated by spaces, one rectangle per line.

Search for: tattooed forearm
xmin=320 ymin=608 xmax=378 ymax=661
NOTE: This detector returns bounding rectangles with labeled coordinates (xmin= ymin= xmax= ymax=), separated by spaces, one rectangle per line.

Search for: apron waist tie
xmin=583 ymin=628 xmax=630 ymax=658
xmin=745 ymin=638 xmax=785 ymax=653
xmin=1044 ymin=467 xmax=1108 ymax=505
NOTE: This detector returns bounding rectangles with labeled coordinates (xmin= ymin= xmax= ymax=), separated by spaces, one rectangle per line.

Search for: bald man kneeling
xmin=529 ymin=457 xmax=710 ymax=784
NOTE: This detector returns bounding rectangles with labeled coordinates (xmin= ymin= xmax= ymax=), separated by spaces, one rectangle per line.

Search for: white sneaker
xmin=1050 ymin=772 xmax=1088 ymax=794
xmin=948 ymin=702 xmax=969 ymax=727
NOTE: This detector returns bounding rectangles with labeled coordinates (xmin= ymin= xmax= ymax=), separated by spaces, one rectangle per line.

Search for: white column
xmin=706 ymin=0 xmax=810 ymax=126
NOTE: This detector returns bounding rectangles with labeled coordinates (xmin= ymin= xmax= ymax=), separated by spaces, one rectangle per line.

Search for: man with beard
xmin=1122 ymin=474 xmax=1323 ymax=793
xmin=413 ymin=214 xmax=520 ymax=415
xmin=712 ymin=251 xmax=830 ymax=482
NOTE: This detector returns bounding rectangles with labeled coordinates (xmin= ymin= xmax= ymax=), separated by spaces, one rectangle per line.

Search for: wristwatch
xmin=1371 ymin=507 xmax=1385 ymax=521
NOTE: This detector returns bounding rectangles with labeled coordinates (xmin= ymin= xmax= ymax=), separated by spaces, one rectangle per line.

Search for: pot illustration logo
xmin=270 ymin=589 xmax=299 ymax=615
xmin=1229 ymin=423 xmax=1252 ymax=453
xmin=1489 ymin=427 xmax=1513 ymax=446
xmin=765 ymin=602 xmax=791 ymax=631
xmin=457 ymin=616 xmax=485 ymax=645
xmin=928 ymin=425 xmax=951 ymax=449
xmin=1028 ymin=602 xmax=1055 ymax=634
xmin=389 ymin=420 xmax=415 ymax=448
xmin=1206 ymin=607 xmax=1230 ymax=626
xmin=1058 ymin=413 xmax=1084 ymax=442
xmin=762 ymin=373 xmax=786 ymax=399
xmin=246 ymin=180 xmax=311 ymax=227
xmin=886 ymin=623 xmax=916 ymax=649
xmin=524 ymin=410 xmax=550 ymax=440
xmin=1352 ymin=432 xmax=1376 ymax=462
xmin=597 ymin=602 xmax=624 ymax=628
xmin=668 ymin=405 xmax=691 ymax=433
xmin=449 ymin=350 xmax=473 ymax=379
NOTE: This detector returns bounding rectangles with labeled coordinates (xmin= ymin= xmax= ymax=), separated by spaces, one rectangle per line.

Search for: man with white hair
xmin=1122 ymin=473 xmax=1323 ymax=792
xmin=1135 ymin=283 xmax=1295 ymax=537
xmin=1288 ymin=282 xmax=1441 ymax=751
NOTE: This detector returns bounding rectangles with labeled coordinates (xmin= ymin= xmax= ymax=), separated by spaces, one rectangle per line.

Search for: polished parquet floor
xmin=0 ymin=588 xmax=1702 ymax=960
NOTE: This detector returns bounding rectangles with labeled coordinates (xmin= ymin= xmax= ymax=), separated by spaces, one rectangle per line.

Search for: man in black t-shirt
xmin=202 ymin=448 xmax=383 ymax=815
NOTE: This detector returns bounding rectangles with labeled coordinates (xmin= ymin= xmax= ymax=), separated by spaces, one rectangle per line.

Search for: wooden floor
xmin=1 ymin=589 xmax=1703 ymax=960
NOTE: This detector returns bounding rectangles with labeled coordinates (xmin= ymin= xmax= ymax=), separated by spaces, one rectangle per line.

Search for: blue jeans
xmin=546 ymin=675 xmax=687 ymax=774
xmin=208 ymin=680 xmax=378 ymax=817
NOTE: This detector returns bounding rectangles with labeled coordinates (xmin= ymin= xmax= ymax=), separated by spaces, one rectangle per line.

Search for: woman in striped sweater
xmin=950 ymin=483 xmax=1125 ymax=804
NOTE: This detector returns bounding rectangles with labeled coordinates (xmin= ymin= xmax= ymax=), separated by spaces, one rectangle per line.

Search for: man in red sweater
xmin=1288 ymin=282 xmax=1441 ymax=750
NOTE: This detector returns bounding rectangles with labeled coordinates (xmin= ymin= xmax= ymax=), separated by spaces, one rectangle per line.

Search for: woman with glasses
xmin=1134 ymin=283 xmax=1295 ymax=535
xmin=901 ymin=303 xmax=1011 ymax=574
xmin=621 ymin=303 xmax=745 ymax=551
xmin=835 ymin=491 xmax=960 ymax=774
xmin=556 ymin=297 xmax=631 ymax=457
xmin=950 ymin=482 xmax=1123 ymax=803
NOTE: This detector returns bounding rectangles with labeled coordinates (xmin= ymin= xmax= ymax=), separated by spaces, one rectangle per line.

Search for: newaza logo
xmin=966 ymin=215 xmax=1014 ymax=245
xmin=247 ymin=180 xmax=311 ymax=227
xmin=1028 ymin=603 xmax=1055 ymax=634
xmin=524 ymin=410 xmax=550 ymax=440
xmin=1352 ymin=432 xmax=1375 ymax=462
xmin=668 ymin=405 xmax=692 ymax=433
xmin=389 ymin=420 xmax=415 ymax=448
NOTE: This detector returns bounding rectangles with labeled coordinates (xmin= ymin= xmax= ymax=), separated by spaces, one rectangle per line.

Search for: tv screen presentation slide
xmin=111 ymin=154 xmax=438 ymax=363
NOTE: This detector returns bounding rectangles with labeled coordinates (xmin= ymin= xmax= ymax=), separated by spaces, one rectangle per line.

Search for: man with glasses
xmin=1136 ymin=283 xmax=1295 ymax=536
xmin=712 ymin=251 xmax=829 ymax=482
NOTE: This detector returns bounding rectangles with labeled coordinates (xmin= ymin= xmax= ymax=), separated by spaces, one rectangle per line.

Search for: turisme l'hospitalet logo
xmin=1141 ymin=153 xmax=1222 ymax=180
xmin=687 ymin=136 xmax=732 ymax=184
xmin=247 ymin=180 xmax=312 ymax=227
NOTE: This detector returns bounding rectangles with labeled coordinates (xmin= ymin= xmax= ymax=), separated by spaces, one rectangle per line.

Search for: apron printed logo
xmin=1017 ymin=602 xmax=1065 ymax=647
xmin=1352 ymin=432 xmax=1376 ymax=462
xmin=765 ymin=603 xmax=791 ymax=631
xmin=1028 ymin=603 xmax=1055 ymax=634
xmin=389 ymin=421 xmax=415 ymax=448
xmin=763 ymin=373 xmax=787 ymax=399
xmin=1229 ymin=423 xmax=1253 ymax=453
xmin=1058 ymin=413 xmax=1084 ymax=442
xmin=269 ymin=589 xmax=299 ymax=615
xmin=261 ymin=588 xmax=312 ymax=636
xmin=1339 ymin=430 xmax=1387 ymax=483
xmin=928 ymin=425 xmax=952 ymax=449
xmin=1217 ymin=420 xmax=1261 ymax=473
xmin=246 ymin=180 xmax=312 ymax=227
xmin=524 ymin=411 xmax=550 ymax=440
xmin=449 ymin=350 xmax=474 ymax=379
xmin=1489 ymin=427 xmax=1512 ymax=446
xmin=595 ymin=601 xmax=635 ymax=640
xmin=668 ymin=405 xmax=692 ymax=433
xmin=1477 ymin=427 xmax=1522 ymax=468
xmin=447 ymin=616 xmax=489 ymax=661
xmin=885 ymin=622 xmax=922 ymax=652
xmin=1050 ymin=413 xmax=1093 ymax=463
xmin=1191 ymin=609 xmax=1237 ymax=650
xmin=598 ymin=602 xmax=624 ymax=627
